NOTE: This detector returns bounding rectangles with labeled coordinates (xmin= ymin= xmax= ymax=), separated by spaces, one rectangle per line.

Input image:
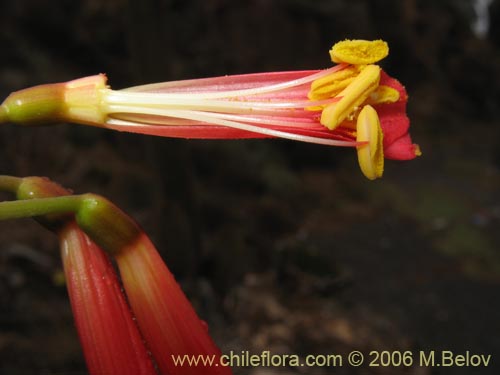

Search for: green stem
xmin=0 ymin=192 xmax=140 ymax=255
xmin=0 ymin=175 xmax=22 ymax=193
xmin=0 ymin=195 xmax=82 ymax=221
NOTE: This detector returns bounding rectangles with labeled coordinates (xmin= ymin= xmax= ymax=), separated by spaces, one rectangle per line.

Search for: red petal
xmin=105 ymin=123 xmax=271 ymax=139
xmin=126 ymin=70 xmax=320 ymax=93
xmin=384 ymin=133 xmax=419 ymax=160
xmin=377 ymin=106 xmax=410 ymax=148
xmin=377 ymin=70 xmax=419 ymax=159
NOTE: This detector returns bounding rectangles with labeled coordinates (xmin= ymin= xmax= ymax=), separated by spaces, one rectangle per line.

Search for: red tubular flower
xmin=114 ymin=232 xmax=231 ymax=375
xmin=3 ymin=178 xmax=231 ymax=374
xmin=1 ymin=39 xmax=420 ymax=180
xmin=59 ymin=221 xmax=157 ymax=375
xmin=71 ymin=193 xmax=232 ymax=374
xmin=8 ymin=177 xmax=157 ymax=375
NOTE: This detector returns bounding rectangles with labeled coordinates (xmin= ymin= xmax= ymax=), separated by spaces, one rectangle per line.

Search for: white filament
xmin=104 ymin=92 xmax=337 ymax=113
xmin=106 ymin=108 xmax=356 ymax=147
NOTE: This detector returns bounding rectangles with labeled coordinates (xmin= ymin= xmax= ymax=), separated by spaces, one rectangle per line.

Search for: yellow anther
xmin=308 ymin=65 xmax=364 ymax=101
xmin=330 ymin=39 xmax=389 ymax=65
xmin=356 ymin=105 xmax=384 ymax=180
xmin=366 ymin=85 xmax=400 ymax=105
xmin=320 ymin=64 xmax=381 ymax=130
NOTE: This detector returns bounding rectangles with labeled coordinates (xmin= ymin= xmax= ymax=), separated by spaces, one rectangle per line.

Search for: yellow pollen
xmin=356 ymin=105 xmax=384 ymax=180
xmin=320 ymin=64 xmax=381 ymax=130
xmin=308 ymin=65 xmax=365 ymax=101
xmin=330 ymin=39 xmax=389 ymax=65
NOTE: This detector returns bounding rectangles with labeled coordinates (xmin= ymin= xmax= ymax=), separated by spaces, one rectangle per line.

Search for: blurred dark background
xmin=1 ymin=0 xmax=500 ymax=374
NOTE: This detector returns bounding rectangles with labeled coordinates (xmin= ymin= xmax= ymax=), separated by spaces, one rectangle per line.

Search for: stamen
xmin=356 ymin=105 xmax=384 ymax=180
xmin=107 ymin=109 xmax=359 ymax=147
xmin=308 ymin=65 xmax=364 ymax=101
xmin=113 ymin=111 xmax=322 ymax=130
xmin=103 ymin=94 xmax=340 ymax=116
xmin=320 ymin=64 xmax=381 ymax=130
xmin=109 ymin=112 xmax=358 ymax=142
